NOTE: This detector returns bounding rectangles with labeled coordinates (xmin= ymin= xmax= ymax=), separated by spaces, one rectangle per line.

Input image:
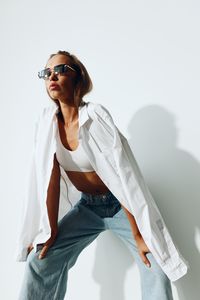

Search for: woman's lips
xmin=49 ymin=85 xmax=60 ymax=90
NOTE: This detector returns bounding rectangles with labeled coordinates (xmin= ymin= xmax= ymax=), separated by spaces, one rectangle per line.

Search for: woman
xmin=16 ymin=50 xmax=188 ymax=300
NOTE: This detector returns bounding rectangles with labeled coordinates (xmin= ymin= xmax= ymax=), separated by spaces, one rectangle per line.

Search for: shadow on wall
xmin=92 ymin=105 xmax=200 ymax=300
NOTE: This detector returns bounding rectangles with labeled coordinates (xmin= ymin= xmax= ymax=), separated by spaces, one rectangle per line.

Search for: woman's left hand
xmin=134 ymin=234 xmax=151 ymax=268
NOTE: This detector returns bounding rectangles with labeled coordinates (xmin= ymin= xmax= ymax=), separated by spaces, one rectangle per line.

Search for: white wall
xmin=1 ymin=0 xmax=200 ymax=299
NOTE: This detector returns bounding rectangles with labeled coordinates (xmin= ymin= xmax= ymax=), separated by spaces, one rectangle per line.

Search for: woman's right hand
xmin=38 ymin=228 xmax=58 ymax=259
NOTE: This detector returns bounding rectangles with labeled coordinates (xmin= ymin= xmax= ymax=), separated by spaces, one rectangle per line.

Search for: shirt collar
xmin=51 ymin=101 xmax=89 ymax=128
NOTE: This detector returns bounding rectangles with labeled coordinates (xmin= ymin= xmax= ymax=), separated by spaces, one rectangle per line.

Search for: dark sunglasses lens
xmin=38 ymin=69 xmax=51 ymax=79
xmin=54 ymin=64 xmax=65 ymax=74
xmin=43 ymin=69 xmax=51 ymax=78
xmin=38 ymin=64 xmax=69 ymax=79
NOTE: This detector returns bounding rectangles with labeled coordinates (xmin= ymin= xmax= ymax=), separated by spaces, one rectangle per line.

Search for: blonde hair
xmin=46 ymin=50 xmax=93 ymax=108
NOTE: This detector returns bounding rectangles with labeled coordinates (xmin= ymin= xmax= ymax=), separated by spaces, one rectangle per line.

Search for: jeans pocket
xmin=87 ymin=202 xmax=122 ymax=218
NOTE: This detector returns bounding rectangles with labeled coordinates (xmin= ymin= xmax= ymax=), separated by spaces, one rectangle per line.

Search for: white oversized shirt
xmin=14 ymin=100 xmax=189 ymax=282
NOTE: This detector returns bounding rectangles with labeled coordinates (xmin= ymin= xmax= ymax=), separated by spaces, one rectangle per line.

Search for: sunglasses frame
xmin=38 ymin=64 xmax=76 ymax=80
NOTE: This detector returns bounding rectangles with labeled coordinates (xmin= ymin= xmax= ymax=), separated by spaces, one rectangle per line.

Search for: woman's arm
xmin=121 ymin=204 xmax=151 ymax=267
xmin=46 ymin=153 xmax=61 ymax=233
xmin=121 ymin=204 xmax=142 ymax=238
xmin=38 ymin=153 xmax=61 ymax=259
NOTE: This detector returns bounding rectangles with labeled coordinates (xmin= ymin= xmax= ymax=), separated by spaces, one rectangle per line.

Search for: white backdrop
xmin=1 ymin=0 xmax=200 ymax=299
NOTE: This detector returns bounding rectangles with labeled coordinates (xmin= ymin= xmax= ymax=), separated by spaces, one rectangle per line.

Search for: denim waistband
xmin=80 ymin=190 xmax=119 ymax=205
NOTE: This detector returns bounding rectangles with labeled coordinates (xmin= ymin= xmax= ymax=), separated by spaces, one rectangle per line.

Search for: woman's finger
xmin=27 ymin=244 xmax=34 ymax=254
xmin=38 ymin=245 xmax=49 ymax=259
xmin=140 ymin=251 xmax=151 ymax=268
xmin=37 ymin=235 xmax=57 ymax=259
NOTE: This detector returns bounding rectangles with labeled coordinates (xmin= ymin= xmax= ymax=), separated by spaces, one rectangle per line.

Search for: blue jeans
xmin=18 ymin=190 xmax=173 ymax=300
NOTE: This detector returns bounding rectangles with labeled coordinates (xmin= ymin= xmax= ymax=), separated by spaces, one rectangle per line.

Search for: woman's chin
xmin=50 ymin=90 xmax=61 ymax=98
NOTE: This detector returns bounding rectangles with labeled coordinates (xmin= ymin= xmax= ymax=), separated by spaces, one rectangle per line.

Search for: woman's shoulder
xmin=43 ymin=103 xmax=59 ymax=116
xmin=37 ymin=103 xmax=59 ymax=122
xmin=86 ymin=101 xmax=113 ymax=121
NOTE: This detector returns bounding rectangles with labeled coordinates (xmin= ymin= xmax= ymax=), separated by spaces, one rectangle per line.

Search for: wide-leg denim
xmin=18 ymin=190 xmax=173 ymax=300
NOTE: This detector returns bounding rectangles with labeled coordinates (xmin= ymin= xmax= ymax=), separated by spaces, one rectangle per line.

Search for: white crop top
xmin=56 ymin=128 xmax=94 ymax=172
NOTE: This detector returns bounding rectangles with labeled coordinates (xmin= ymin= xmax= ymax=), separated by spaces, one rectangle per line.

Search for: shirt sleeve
xmin=14 ymin=113 xmax=42 ymax=262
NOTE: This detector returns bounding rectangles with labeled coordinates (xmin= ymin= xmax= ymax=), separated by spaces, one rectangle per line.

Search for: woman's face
xmin=45 ymin=54 xmax=77 ymax=103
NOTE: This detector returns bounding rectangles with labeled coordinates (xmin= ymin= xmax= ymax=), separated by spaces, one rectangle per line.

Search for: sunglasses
xmin=38 ymin=64 xmax=76 ymax=80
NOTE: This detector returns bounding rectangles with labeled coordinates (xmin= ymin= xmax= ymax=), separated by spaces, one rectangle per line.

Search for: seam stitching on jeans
xmin=53 ymin=255 xmax=70 ymax=300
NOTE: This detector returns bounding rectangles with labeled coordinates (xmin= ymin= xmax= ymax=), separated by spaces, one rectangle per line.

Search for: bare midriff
xmin=65 ymin=170 xmax=109 ymax=195
xmin=57 ymin=114 xmax=109 ymax=196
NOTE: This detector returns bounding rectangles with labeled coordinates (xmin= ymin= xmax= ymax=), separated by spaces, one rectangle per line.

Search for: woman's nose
xmin=49 ymin=71 xmax=58 ymax=81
